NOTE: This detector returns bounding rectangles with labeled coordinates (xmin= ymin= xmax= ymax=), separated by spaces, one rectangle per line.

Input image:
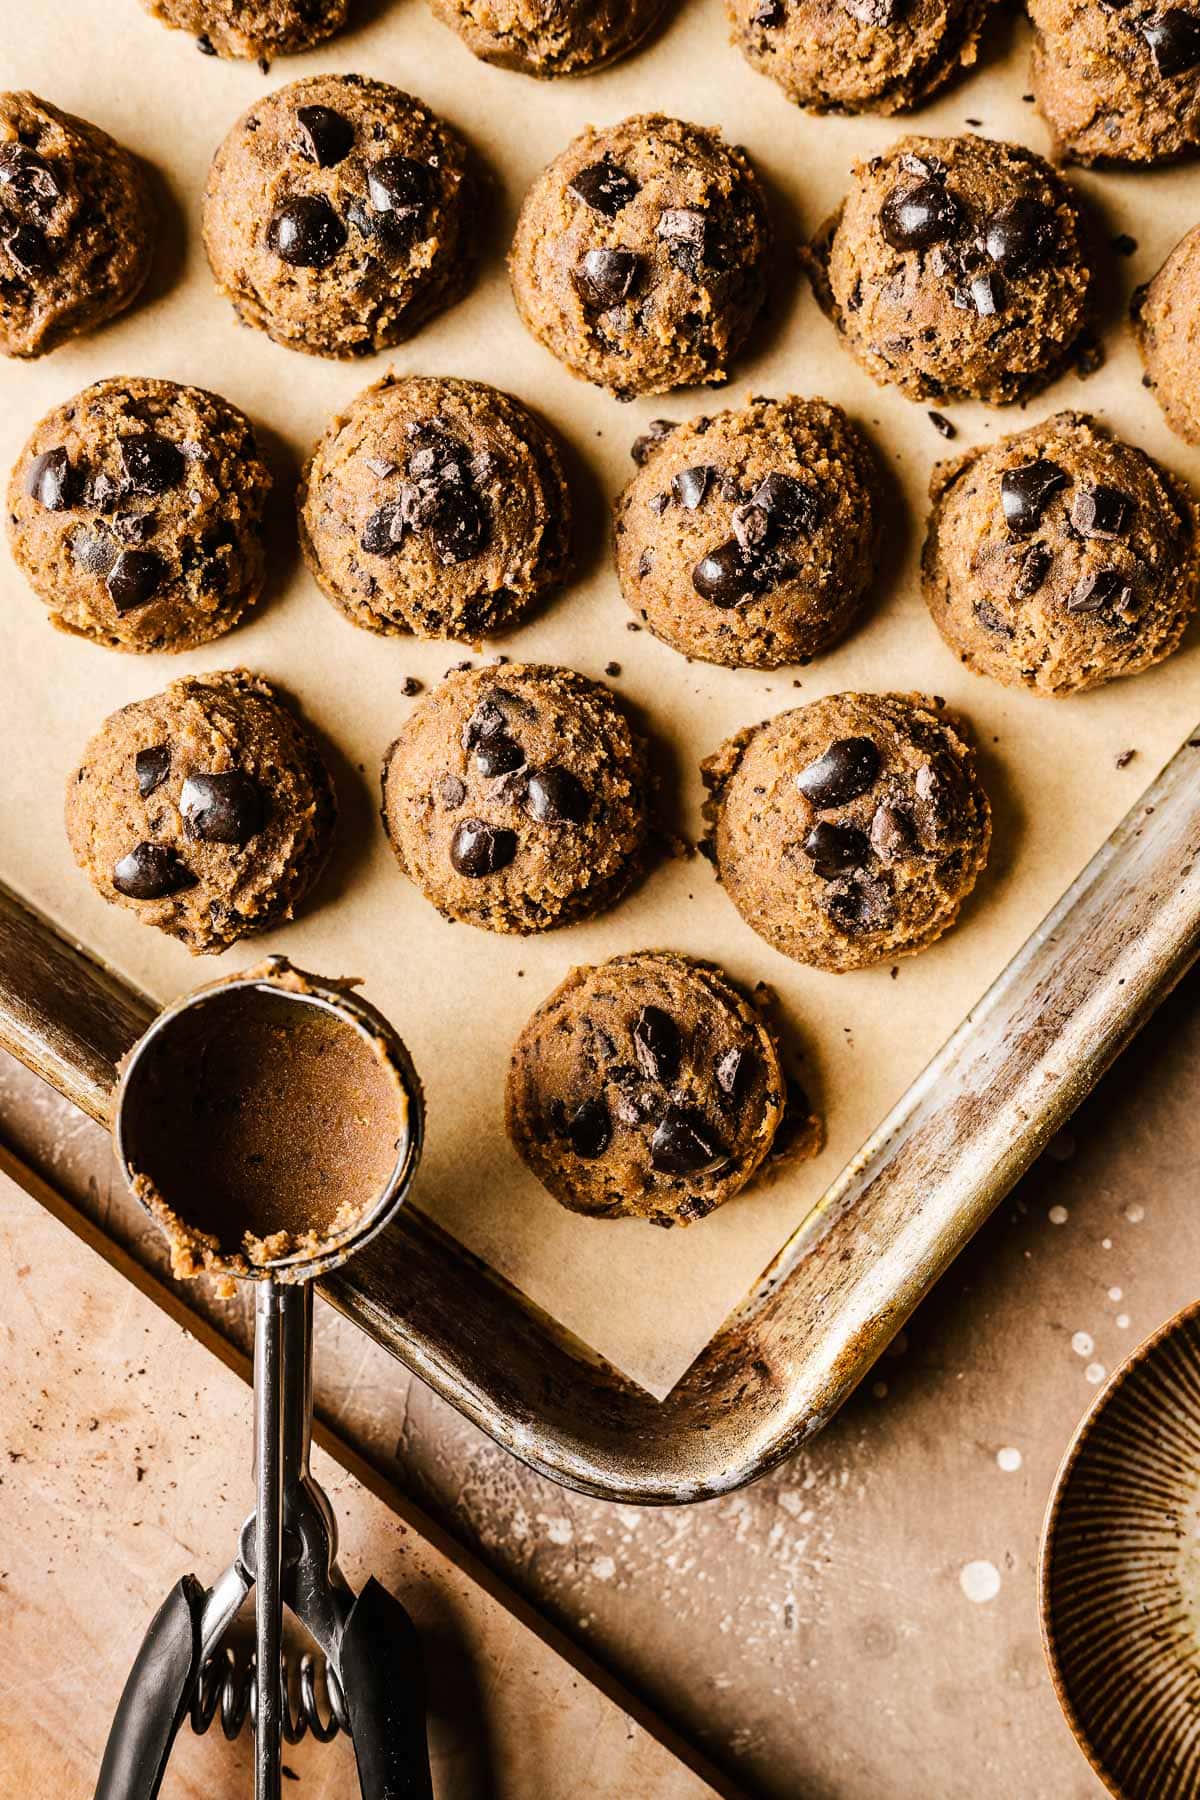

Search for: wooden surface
xmin=0 ymin=1163 xmax=724 ymax=1800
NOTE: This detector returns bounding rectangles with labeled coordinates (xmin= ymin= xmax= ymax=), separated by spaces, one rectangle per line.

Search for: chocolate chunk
xmin=1142 ymin=9 xmax=1200 ymax=77
xmin=574 ymin=247 xmax=641 ymax=308
xmin=296 ymin=104 xmax=355 ymax=168
xmin=119 ymin=433 xmax=185 ymax=496
xmin=693 ymin=540 xmax=762 ymax=608
xmin=1000 ymin=459 xmax=1068 ymax=534
xmin=449 ymin=818 xmax=517 ymax=876
xmin=463 ymin=697 xmax=509 ymax=748
xmin=974 ymin=597 xmax=1014 ymax=637
xmin=113 ymin=843 xmax=193 ymax=900
xmin=968 ymin=271 xmax=1005 ymax=316
xmin=180 ymin=771 xmax=264 ymax=844
xmin=803 ymin=820 xmax=870 ymax=877
xmin=633 ymin=1006 xmax=682 ymax=1083
xmin=750 ymin=472 xmax=820 ymax=535
xmin=869 ymin=804 xmax=914 ymax=861
xmin=71 ymin=528 xmax=118 ymax=578
xmin=196 ymin=32 xmax=217 ymax=52
xmin=428 ymin=488 xmax=486 ymax=565
xmin=842 ymin=0 xmax=897 ymax=23
xmin=568 ymin=157 xmax=640 ymax=216
xmin=135 ymin=744 xmax=171 ymax=798
xmin=715 ymin=1045 xmax=755 ymax=1103
xmin=983 ymin=198 xmax=1058 ymax=276
xmin=361 ymin=502 xmax=407 ymax=556
xmin=631 ymin=419 xmax=677 ymax=465
xmin=267 ymin=195 xmax=347 ymax=267
xmin=657 ymin=207 xmax=706 ymax=275
xmin=795 ymin=736 xmax=880 ymax=807
xmin=822 ymin=871 xmax=895 ymax=934
xmin=524 ymin=767 xmax=590 ymax=824
xmin=26 ymin=448 xmax=77 ymax=512
xmin=367 ymin=155 xmax=434 ymax=216
xmin=106 ymin=550 xmax=165 ymax=613
xmin=5 ymin=223 xmax=53 ymax=274
xmin=0 ymin=143 xmax=61 ymax=218
xmin=650 ymin=1105 xmax=727 ymax=1176
xmin=84 ymin=470 xmax=121 ymax=513
xmin=1066 ymin=568 xmax=1131 ymax=614
xmin=731 ymin=502 xmax=770 ymax=552
xmin=879 ymin=179 xmax=962 ymax=252
xmin=1071 ymin=486 xmax=1133 ymax=540
xmin=928 ymin=411 xmax=957 ymax=439
xmin=752 ymin=0 xmax=785 ymax=20
xmin=438 ymin=773 xmax=466 ymax=808
xmin=673 ymin=465 xmax=714 ymax=510
xmin=637 ymin=546 xmax=655 ymax=578
xmin=1013 ymin=542 xmax=1052 ymax=598
xmin=567 ymin=1098 xmax=611 ymax=1159
xmin=473 ymin=731 xmax=525 ymax=778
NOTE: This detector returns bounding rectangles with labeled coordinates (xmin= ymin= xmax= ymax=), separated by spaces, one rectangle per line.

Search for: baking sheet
xmin=3 ymin=0 xmax=1200 ymax=1398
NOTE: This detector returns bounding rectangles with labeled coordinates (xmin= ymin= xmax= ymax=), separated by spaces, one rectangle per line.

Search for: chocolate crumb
xmin=928 ymin=410 xmax=956 ymax=439
xmin=605 ymin=661 xmax=622 ymax=677
xmin=401 ymin=676 xmax=423 ymax=697
xmin=1115 ymin=748 xmax=1136 ymax=768
xmin=1112 ymin=234 xmax=1137 ymax=257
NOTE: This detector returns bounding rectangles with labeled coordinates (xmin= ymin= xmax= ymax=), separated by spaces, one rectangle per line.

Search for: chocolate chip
xmin=1066 ymin=568 xmax=1132 ymax=614
xmin=113 ymin=843 xmax=193 ymax=900
xmin=803 ymin=820 xmax=870 ymax=877
xmin=796 ymin=736 xmax=880 ymax=808
xmin=1000 ymin=459 xmax=1069 ymax=534
xmin=974 ymin=597 xmax=1014 ymax=637
xmin=361 ymin=502 xmax=407 ymax=556
xmin=1142 ymin=9 xmax=1200 ymax=77
xmin=631 ymin=420 xmax=676 ymax=465
xmin=692 ymin=540 xmax=762 ymax=608
xmin=633 ymin=1006 xmax=682 ymax=1083
xmin=637 ymin=546 xmax=655 ymax=578
xmin=673 ymin=465 xmax=713 ymax=510
xmin=0 ymin=143 xmax=61 ymax=218
xmin=180 ymin=770 xmax=263 ymax=844
xmin=752 ymin=0 xmax=784 ymax=20
xmin=574 ymin=248 xmax=641 ymax=308
xmin=983 ymin=198 xmax=1058 ymax=276
xmin=449 ymin=818 xmax=517 ymax=876
xmin=106 ymin=550 xmax=165 ymax=613
xmin=568 ymin=157 xmax=640 ymax=216
xmin=869 ymin=804 xmax=914 ymax=861
xmin=822 ymin=871 xmax=895 ymax=934
xmin=438 ymin=773 xmax=466 ymax=808
xmin=367 ymin=155 xmax=434 ymax=215
xmin=119 ymin=433 xmax=185 ymax=496
xmin=967 ymin=271 xmax=1005 ymax=316
xmin=135 ymin=744 xmax=171 ymax=798
xmin=657 ymin=207 xmax=706 ymax=275
xmin=267 ymin=195 xmax=347 ymax=267
xmin=296 ymin=104 xmax=355 ymax=168
xmin=650 ymin=1105 xmax=727 ymax=1176
xmin=5 ymin=223 xmax=53 ymax=274
xmin=715 ymin=1045 xmax=755 ymax=1103
xmin=428 ymin=488 xmax=486 ymax=565
xmin=567 ymin=1098 xmax=611 ymax=1159
xmin=842 ymin=0 xmax=897 ymax=22
xmin=26 ymin=447 xmax=77 ymax=511
xmin=473 ymin=732 xmax=525 ymax=778
xmin=1013 ymin=542 xmax=1052 ymax=599
xmin=196 ymin=32 xmax=217 ymax=52
xmin=1071 ymin=486 xmax=1134 ymax=539
xmin=880 ymin=179 xmax=962 ymax=252
xmin=750 ymin=472 xmax=821 ymax=535
xmin=524 ymin=767 xmax=590 ymax=825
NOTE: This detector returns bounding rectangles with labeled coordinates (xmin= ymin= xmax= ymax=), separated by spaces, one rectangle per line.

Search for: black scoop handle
xmin=340 ymin=1578 xmax=434 ymax=1800
xmin=94 ymin=1575 xmax=204 ymax=1800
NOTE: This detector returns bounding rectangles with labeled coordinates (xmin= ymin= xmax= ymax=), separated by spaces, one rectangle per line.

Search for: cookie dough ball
xmin=1029 ymin=0 xmax=1200 ymax=165
xmin=726 ymin=0 xmax=995 ymax=115
xmin=7 ymin=377 xmax=273 ymax=654
xmin=138 ymin=0 xmax=348 ymax=56
xmin=506 ymin=952 xmax=817 ymax=1226
xmin=809 ymin=135 xmax=1095 ymax=405
xmin=1 ymin=92 xmax=154 ymax=359
xmin=509 ymin=114 xmax=771 ymax=399
xmin=430 ymin=0 xmax=670 ymax=75
xmin=922 ymin=412 xmax=1199 ymax=698
xmin=299 ymin=375 xmax=573 ymax=643
xmin=702 ymin=693 xmax=990 ymax=972
xmin=381 ymin=663 xmax=651 ymax=934
xmin=1134 ymin=223 xmax=1200 ymax=446
xmin=65 ymin=671 xmax=337 ymax=954
xmin=614 ymin=396 xmax=879 ymax=668
xmin=203 ymin=75 xmax=476 ymax=358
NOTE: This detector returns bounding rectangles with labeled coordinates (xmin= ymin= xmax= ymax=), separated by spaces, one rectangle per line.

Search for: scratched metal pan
xmin=3 ymin=714 xmax=1199 ymax=1504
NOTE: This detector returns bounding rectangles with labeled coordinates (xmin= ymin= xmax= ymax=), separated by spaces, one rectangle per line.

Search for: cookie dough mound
xmin=808 ymin=134 xmax=1095 ymax=405
xmin=430 ymin=0 xmax=670 ymax=75
xmin=65 ymin=671 xmax=337 ymax=954
xmin=702 ymin=692 xmax=990 ymax=972
xmin=506 ymin=951 xmax=816 ymax=1226
xmin=1134 ymin=223 xmax=1200 ymax=446
xmin=7 ymin=377 xmax=273 ymax=654
xmin=299 ymin=374 xmax=573 ymax=643
xmin=922 ymin=412 xmax=1199 ymax=698
xmin=726 ymin=0 xmax=995 ymax=115
xmin=203 ymin=74 xmax=476 ymax=358
xmin=381 ymin=663 xmax=651 ymax=934
xmin=139 ymin=0 xmax=348 ymax=56
xmin=614 ymin=396 xmax=879 ymax=668
xmin=0 ymin=92 xmax=154 ymax=359
xmin=509 ymin=114 xmax=772 ymax=399
xmin=1029 ymin=0 xmax=1200 ymax=165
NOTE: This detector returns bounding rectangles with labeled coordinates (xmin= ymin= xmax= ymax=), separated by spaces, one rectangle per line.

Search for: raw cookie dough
xmin=138 ymin=0 xmax=349 ymax=56
xmin=299 ymin=374 xmax=573 ymax=642
xmin=922 ymin=411 xmax=1200 ymax=697
xmin=381 ymin=662 xmax=652 ymax=933
xmin=506 ymin=951 xmax=821 ymax=1226
xmin=1 ymin=91 xmax=154 ymax=359
xmin=65 ymin=670 xmax=337 ymax=953
xmin=614 ymin=396 xmax=879 ymax=668
xmin=430 ymin=0 xmax=670 ymax=75
xmin=807 ymin=134 xmax=1096 ymax=405
xmin=203 ymin=74 xmax=476 ymax=358
xmin=726 ymin=0 xmax=996 ymax=115
xmin=509 ymin=114 xmax=772 ymax=399
xmin=1029 ymin=0 xmax=1200 ymax=165
xmin=7 ymin=376 xmax=273 ymax=653
xmin=1133 ymin=223 xmax=1200 ymax=446
xmin=702 ymin=692 xmax=990 ymax=973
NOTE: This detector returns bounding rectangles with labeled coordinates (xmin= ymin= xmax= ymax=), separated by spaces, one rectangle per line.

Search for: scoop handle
xmin=340 ymin=1577 xmax=433 ymax=1800
xmin=93 ymin=1575 xmax=203 ymax=1800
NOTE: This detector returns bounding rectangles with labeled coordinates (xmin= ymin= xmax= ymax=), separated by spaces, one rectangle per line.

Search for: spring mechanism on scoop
xmin=190 ymin=1647 xmax=348 ymax=1743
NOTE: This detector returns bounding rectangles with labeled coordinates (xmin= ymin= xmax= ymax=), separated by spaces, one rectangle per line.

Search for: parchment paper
xmin=3 ymin=0 xmax=1199 ymax=1398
